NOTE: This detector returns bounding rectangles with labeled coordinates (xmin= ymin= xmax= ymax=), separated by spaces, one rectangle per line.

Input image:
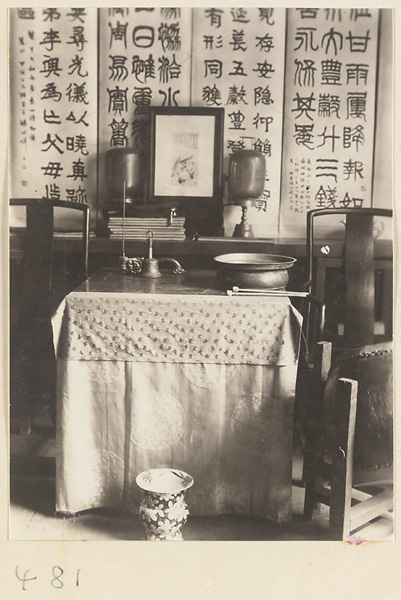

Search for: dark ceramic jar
xmin=105 ymin=147 xmax=142 ymax=203
xmin=228 ymin=150 xmax=266 ymax=206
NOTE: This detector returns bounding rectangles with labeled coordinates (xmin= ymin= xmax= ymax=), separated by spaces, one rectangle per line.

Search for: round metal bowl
xmin=214 ymin=253 xmax=297 ymax=289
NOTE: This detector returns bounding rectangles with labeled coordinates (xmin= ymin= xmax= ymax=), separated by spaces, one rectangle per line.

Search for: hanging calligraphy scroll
xmin=9 ymin=7 xmax=384 ymax=239
xmin=9 ymin=7 xmax=98 ymax=225
xmin=279 ymin=8 xmax=379 ymax=237
xmin=97 ymin=7 xmax=192 ymax=207
xmin=191 ymin=7 xmax=286 ymax=237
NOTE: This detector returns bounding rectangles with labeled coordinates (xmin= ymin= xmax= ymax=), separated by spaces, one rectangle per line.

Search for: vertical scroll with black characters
xmin=9 ymin=7 xmax=98 ymax=217
xmin=97 ymin=7 xmax=192 ymax=207
xmin=280 ymin=8 xmax=379 ymax=237
xmin=191 ymin=7 xmax=286 ymax=237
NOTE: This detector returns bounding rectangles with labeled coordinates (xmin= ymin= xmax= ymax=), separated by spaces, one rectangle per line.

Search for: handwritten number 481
xmin=15 ymin=566 xmax=81 ymax=590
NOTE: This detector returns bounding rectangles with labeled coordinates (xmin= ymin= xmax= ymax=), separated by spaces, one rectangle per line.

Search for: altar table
xmin=52 ymin=269 xmax=302 ymax=521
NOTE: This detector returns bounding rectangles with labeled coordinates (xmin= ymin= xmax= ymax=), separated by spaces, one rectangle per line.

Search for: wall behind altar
xmin=371 ymin=8 xmax=393 ymax=240
xmin=8 ymin=7 xmax=393 ymax=238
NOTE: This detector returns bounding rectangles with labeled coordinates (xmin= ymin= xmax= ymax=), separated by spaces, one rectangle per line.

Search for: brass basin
xmin=214 ymin=253 xmax=296 ymax=289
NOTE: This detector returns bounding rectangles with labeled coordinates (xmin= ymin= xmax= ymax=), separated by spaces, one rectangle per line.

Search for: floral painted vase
xmin=136 ymin=469 xmax=194 ymax=541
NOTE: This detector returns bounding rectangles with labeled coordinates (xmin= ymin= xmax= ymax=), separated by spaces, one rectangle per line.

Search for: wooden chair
xmin=304 ymin=208 xmax=393 ymax=354
xmin=9 ymin=198 xmax=89 ymax=435
xmin=303 ymin=340 xmax=393 ymax=540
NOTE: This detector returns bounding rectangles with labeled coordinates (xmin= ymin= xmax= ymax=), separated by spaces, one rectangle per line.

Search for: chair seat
xmin=353 ymin=466 xmax=393 ymax=489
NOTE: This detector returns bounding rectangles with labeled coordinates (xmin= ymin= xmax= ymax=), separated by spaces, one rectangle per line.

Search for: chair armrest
xmin=301 ymin=295 xmax=326 ymax=365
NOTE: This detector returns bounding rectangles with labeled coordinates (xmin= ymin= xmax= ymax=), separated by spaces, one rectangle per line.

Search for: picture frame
xmin=148 ymin=106 xmax=224 ymax=204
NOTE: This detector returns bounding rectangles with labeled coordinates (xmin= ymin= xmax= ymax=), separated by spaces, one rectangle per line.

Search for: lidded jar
xmin=105 ymin=146 xmax=142 ymax=204
xmin=228 ymin=150 xmax=266 ymax=206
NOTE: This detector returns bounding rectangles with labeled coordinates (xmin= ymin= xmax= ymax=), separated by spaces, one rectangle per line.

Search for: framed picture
xmin=148 ymin=107 xmax=224 ymax=204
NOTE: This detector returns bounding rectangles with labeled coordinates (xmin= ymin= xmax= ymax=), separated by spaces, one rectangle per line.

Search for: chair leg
xmin=19 ymin=413 xmax=32 ymax=436
xmin=303 ymin=458 xmax=322 ymax=520
xmin=329 ymin=378 xmax=358 ymax=540
xmin=12 ymin=356 xmax=34 ymax=436
xmin=303 ymin=341 xmax=332 ymax=519
xmin=381 ymin=264 xmax=393 ymax=340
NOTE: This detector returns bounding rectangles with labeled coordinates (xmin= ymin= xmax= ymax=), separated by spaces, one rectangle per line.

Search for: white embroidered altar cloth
xmin=53 ymin=290 xmax=302 ymax=522
xmin=53 ymin=292 xmax=301 ymax=366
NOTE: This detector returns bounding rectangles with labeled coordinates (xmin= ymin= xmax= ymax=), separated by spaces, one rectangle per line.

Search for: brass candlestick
xmin=119 ymin=228 xmax=185 ymax=277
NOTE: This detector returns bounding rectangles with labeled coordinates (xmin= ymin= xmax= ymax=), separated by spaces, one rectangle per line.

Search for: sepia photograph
xmin=6 ymin=1 xmax=395 ymax=567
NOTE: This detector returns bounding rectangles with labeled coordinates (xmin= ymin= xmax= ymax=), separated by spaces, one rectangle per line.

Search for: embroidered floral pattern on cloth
xmin=54 ymin=287 xmax=303 ymax=521
xmin=52 ymin=292 xmax=302 ymax=366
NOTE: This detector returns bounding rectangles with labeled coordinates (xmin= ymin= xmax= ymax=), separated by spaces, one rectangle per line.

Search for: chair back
xmin=322 ymin=341 xmax=393 ymax=474
xmin=306 ymin=208 xmax=393 ymax=348
xmin=10 ymin=198 xmax=89 ymax=320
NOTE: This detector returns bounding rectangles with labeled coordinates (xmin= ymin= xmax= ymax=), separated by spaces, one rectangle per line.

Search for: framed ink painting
xmin=148 ymin=107 xmax=224 ymax=204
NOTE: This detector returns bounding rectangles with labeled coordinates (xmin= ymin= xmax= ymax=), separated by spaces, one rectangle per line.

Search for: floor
xmin=9 ymin=409 xmax=394 ymax=542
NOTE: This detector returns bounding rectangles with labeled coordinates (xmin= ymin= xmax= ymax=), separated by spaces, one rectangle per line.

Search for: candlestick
xmin=122 ymin=181 xmax=126 ymax=258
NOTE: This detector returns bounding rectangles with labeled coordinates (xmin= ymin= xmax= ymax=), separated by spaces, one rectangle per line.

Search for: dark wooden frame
xmin=10 ymin=198 xmax=89 ymax=280
xmin=304 ymin=207 xmax=393 ymax=349
xmin=9 ymin=198 xmax=90 ymax=435
xmin=148 ymin=106 xmax=224 ymax=205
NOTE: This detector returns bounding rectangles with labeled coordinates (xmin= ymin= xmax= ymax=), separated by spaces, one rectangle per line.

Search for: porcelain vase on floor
xmin=136 ymin=469 xmax=194 ymax=541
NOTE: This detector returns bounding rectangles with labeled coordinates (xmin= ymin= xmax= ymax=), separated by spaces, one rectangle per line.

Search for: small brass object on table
xmin=119 ymin=230 xmax=185 ymax=278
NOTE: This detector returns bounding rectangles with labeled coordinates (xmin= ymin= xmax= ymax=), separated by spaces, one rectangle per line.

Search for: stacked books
xmin=108 ymin=217 xmax=186 ymax=241
xmin=53 ymin=229 xmax=96 ymax=238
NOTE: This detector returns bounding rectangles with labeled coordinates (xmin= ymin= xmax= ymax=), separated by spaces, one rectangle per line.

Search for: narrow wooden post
xmin=344 ymin=214 xmax=374 ymax=346
xmin=21 ymin=204 xmax=54 ymax=320
xmin=303 ymin=341 xmax=332 ymax=518
xmin=329 ymin=377 xmax=358 ymax=540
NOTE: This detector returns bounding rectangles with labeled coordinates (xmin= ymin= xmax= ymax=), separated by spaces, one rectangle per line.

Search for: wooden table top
xmin=74 ymin=268 xmax=227 ymax=296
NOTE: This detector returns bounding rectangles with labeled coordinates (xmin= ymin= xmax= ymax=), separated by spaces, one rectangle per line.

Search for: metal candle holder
xmin=119 ymin=182 xmax=185 ymax=278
